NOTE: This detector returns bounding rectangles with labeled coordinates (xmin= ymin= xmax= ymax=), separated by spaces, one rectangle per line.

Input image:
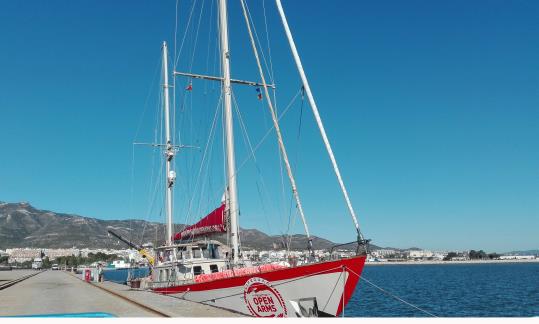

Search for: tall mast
xmin=275 ymin=0 xmax=365 ymax=242
xmin=162 ymin=41 xmax=175 ymax=246
xmin=218 ymin=0 xmax=240 ymax=264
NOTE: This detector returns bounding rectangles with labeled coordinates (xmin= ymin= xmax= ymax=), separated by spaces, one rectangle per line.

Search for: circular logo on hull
xmin=243 ymin=277 xmax=287 ymax=317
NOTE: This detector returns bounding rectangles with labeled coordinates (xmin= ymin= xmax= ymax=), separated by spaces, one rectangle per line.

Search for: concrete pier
xmin=0 ymin=270 xmax=36 ymax=283
xmin=0 ymin=270 xmax=243 ymax=317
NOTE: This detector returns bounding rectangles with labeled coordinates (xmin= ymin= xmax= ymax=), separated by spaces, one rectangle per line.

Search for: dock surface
xmin=0 ymin=270 xmax=243 ymax=317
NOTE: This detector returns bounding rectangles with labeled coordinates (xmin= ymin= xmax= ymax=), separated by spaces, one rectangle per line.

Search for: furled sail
xmin=173 ymin=203 xmax=226 ymax=241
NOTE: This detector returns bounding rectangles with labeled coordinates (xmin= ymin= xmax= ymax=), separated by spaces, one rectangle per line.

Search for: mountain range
xmin=0 ymin=201 xmax=380 ymax=251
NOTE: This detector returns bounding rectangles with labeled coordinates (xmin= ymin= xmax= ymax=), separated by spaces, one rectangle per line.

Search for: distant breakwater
xmin=364 ymin=259 xmax=539 ymax=266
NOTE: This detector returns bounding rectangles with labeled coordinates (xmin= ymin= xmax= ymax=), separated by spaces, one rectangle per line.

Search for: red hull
xmin=153 ymin=255 xmax=366 ymax=316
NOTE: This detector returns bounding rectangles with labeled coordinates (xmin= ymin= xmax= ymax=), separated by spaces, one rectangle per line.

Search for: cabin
xmin=151 ymin=240 xmax=229 ymax=286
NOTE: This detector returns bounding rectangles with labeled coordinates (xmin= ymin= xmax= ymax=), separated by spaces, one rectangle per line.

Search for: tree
xmin=42 ymin=257 xmax=52 ymax=268
xmin=488 ymin=253 xmax=500 ymax=259
xmin=469 ymin=249 xmax=488 ymax=260
xmin=469 ymin=250 xmax=478 ymax=259
xmin=443 ymin=252 xmax=457 ymax=261
xmin=478 ymin=250 xmax=487 ymax=259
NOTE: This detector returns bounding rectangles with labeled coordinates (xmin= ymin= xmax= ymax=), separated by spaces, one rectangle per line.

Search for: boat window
xmin=202 ymin=248 xmax=210 ymax=259
xmin=160 ymin=269 xmax=169 ymax=282
xmin=177 ymin=248 xmax=188 ymax=260
xmin=210 ymin=264 xmax=219 ymax=273
xmin=193 ymin=266 xmax=203 ymax=276
xmin=211 ymin=245 xmax=220 ymax=259
xmin=178 ymin=265 xmax=191 ymax=274
xmin=193 ymin=248 xmax=202 ymax=259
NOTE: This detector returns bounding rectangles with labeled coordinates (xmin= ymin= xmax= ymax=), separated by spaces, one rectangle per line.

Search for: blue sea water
xmin=345 ymin=262 xmax=539 ymax=317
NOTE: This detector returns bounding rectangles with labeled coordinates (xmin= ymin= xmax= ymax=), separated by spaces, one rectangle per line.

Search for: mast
xmin=218 ymin=0 xmax=240 ymax=264
xmin=162 ymin=41 xmax=175 ymax=246
xmin=275 ymin=0 xmax=365 ymax=242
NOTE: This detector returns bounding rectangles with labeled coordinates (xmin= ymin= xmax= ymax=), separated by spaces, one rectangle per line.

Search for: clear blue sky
xmin=1 ymin=1 xmax=537 ymax=252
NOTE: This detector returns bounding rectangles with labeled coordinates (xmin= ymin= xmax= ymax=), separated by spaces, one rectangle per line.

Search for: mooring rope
xmin=346 ymin=267 xmax=437 ymax=317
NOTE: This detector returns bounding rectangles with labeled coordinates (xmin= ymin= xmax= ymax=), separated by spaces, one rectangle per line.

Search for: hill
xmin=0 ymin=201 xmax=373 ymax=251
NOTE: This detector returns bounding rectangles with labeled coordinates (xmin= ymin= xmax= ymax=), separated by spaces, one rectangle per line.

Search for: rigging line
xmin=277 ymin=124 xmax=287 ymax=231
xmin=141 ymin=145 xmax=164 ymax=242
xmin=346 ymin=268 xmax=438 ymax=318
xmin=173 ymin=0 xmax=180 ymax=147
xmin=141 ymin=83 xmax=165 ymax=229
xmin=231 ymin=92 xmax=260 ymax=173
xmin=204 ymin=88 xmax=301 ymax=202
xmin=255 ymin=181 xmax=273 ymax=234
xmin=241 ymin=0 xmax=312 ymax=247
xmin=231 ymin=91 xmax=274 ymax=234
xmin=182 ymin=94 xmax=223 ymax=227
xmin=242 ymin=9 xmax=319 ymax=257
xmin=261 ymin=0 xmax=282 ymax=220
xmin=235 ymin=87 xmax=303 ymax=174
xmin=133 ymin=53 xmax=162 ymax=142
xmin=286 ymin=88 xmax=305 ymax=237
xmin=171 ymin=7 xmax=181 ymax=150
xmin=204 ymin=0 xmax=215 ymax=94
xmin=361 ymin=276 xmax=438 ymax=317
xmin=262 ymin=0 xmax=275 ymax=83
xmin=192 ymin=114 xmax=218 ymax=226
xmin=188 ymin=0 xmax=206 ymax=73
xmin=135 ymin=81 xmax=161 ymax=243
xmin=174 ymin=0 xmax=198 ymax=69
xmin=128 ymin=56 xmax=161 ymax=240
xmin=321 ymin=270 xmax=344 ymax=313
xmin=174 ymin=0 xmax=179 ymax=70
xmin=244 ymin=0 xmax=273 ymax=85
xmin=130 ymin=145 xmax=136 ymax=239
xmin=211 ymin=4 xmax=220 ymax=94
xmin=199 ymin=129 xmax=218 ymax=224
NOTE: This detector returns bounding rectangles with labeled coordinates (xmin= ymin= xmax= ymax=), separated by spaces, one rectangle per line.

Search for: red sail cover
xmin=173 ymin=204 xmax=226 ymax=241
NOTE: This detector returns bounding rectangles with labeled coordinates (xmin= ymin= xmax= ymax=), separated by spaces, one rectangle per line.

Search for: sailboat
xmin=143 ymin=0 xmax=369 ymax=317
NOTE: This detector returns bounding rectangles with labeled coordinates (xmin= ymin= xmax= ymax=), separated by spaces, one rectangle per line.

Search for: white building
xmin=371 ymin=249 xmax=397 ymax=258
xmin=6 ymin=248 xmax=42 ymax=263
xmin=408 ymin=250 xmax=434 ymax=259
xmin=499 ymin=255 xmax=536 ymax=260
